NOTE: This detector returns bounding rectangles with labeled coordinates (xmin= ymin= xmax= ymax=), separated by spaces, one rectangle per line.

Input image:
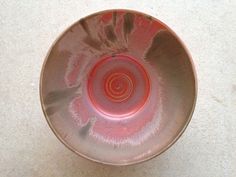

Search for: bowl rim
xmin=39 ymin=8 xmax=198 ymax=166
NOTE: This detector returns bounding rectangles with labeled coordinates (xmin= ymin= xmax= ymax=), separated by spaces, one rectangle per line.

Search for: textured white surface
xmin=0 ymin=0 xmax=236 ymax=176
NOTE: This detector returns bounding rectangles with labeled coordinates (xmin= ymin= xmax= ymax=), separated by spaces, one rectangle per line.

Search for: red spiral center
xmin=87 ymin=54 xmax=150 ymax=118
xmin=104 ymin=71 xmax=134 ymax=102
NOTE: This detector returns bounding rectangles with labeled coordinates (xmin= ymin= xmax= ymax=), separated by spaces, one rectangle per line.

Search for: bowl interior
xmin=40 ymin=9 xmax=196 ymax=165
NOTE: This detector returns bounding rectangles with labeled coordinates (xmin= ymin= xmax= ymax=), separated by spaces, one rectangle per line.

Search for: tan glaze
xmin=40 ymin=9 xmax=197 ymax=166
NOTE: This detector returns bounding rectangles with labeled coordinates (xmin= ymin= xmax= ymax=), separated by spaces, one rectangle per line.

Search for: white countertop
xmin=0 ymin=1 xmax=235 ymax=177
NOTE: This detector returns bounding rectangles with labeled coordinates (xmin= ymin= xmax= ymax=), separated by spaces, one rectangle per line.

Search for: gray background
xmin=0 ymin=0 xmax=236 ymax=176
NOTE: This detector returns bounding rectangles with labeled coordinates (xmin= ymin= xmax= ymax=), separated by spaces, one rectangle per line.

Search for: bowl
xmin=40 ymin=9 xmax=197 ymax=165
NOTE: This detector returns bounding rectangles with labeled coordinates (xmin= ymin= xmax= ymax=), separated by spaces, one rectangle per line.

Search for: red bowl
xmin=40 ymin=9 xmax=197 ymax=165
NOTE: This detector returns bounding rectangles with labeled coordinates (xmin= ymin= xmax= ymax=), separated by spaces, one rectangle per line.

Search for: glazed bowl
xmin=40 ymin=9 xmax=197 ymax=165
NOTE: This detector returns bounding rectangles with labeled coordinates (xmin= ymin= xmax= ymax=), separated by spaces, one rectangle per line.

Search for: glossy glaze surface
xmin=40 ymin=9 xmax=197 ymax=165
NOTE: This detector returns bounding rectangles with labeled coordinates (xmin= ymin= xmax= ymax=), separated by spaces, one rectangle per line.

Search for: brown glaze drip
xmin=44 ymin=86 xmax=78 ymax=105
xmin=104 ymin=25 xmax=117 ymax=42
xmin=112 ymin=11 xmax=117 ymax=26
xmin=79 ymin=120 xmax=92 ymax=137
xmin=83 ymin=37 xmax=101 ymax=50
xmin=44 ymin=86 xmax=80 ymax=116
xmin=145 ymin=30 xmax=184 ymax=63
xmin=145 ymin=30 xmax=194 ymax=97
xmin=80 ymin=18 xmax=91 ymax=35
xmin=123 ymin=13 xmax=135 ymax=42
xmin=80 ymin=19 xmax=101 ymax=50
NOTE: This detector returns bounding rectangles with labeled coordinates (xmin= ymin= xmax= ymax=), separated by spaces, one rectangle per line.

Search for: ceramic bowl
xmin=40 ymin=9 xmax=197 ymax=165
